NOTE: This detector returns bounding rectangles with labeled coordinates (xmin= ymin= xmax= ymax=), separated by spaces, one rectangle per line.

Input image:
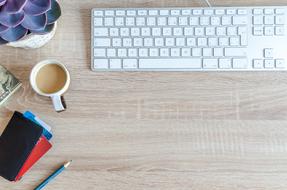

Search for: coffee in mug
xmin=30 ymin=60 xmax=70 ymax=112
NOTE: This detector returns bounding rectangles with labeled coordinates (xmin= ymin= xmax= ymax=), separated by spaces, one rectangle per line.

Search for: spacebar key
xmin=139 ymin=59 xmax=202 ymax=69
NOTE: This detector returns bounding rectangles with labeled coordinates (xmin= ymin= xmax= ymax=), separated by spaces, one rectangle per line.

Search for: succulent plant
xmin=0 ymin=0 xmax=61 ymax=44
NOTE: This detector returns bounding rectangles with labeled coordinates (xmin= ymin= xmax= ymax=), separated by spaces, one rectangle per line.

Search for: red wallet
xmin=15 ymin=136 xmax=52 ymax=181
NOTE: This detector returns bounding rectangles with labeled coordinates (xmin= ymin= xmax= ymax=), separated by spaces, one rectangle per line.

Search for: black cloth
xmin=0 ymin=111 xmax=43 ymax=181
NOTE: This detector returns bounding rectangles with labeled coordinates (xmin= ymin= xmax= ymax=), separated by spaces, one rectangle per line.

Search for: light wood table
xmin=1 ymin=0 xmax=287 ymax=189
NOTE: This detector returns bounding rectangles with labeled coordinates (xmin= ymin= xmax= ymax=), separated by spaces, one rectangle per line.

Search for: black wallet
xmin=0 ymin=111 xmax=43 ymax=181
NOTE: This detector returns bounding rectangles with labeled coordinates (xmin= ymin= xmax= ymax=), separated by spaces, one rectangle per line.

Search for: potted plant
xmin=0 ymin=0 xmax=61 ymax=49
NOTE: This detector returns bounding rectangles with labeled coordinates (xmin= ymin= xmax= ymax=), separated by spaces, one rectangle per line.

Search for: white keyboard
xmin=91 ymin=7 xmax=287 ymax=71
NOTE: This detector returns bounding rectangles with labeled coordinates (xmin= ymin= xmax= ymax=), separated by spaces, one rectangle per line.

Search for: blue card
xmin=23 ymin=111 xmax=52 ymax=140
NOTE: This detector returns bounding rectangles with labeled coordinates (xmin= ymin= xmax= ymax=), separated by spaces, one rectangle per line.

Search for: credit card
xmin=23 ymin=111 xmax=52 ymax=140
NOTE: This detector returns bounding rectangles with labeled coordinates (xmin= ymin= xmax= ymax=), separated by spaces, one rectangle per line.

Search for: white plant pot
xmin=7 ymin=23 xmax=57 ymax=49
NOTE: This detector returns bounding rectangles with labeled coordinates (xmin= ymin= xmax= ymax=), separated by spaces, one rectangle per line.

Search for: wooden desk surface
xmin=1 ymin=0 xmax=287 ymax=189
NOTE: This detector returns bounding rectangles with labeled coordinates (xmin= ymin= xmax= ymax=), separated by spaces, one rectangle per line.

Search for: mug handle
xmin=51 ymin=95 xmax=67 ymax=112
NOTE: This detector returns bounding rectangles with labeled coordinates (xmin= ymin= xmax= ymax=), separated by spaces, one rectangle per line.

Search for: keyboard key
xmin=168 ymin=17 xmax=177 ymax=25
xmin=275 ymin=59 xmax=286 ymax=68
xmin=253 ymin=59 xmax=263 ymax=68
xmin=253 ymin=9 xmax=263 ymax=15
xmin=253 ymin=26 xmax=263 ymax=36
xmin=149 ymin=48 xmax=159 ymax=56
xmin=139 ymin=48 xmax=148 ymax=57
xmin=105 ymin=10 xmax=114 ymax=16
xmin=264 ymin=26 xmax=274 ymax=36
xmin=195 ymin=27 xmax=204 ymax=36
xmin=264 ymin=59 xmax=275 ymax=68
xmin=123 ymin=59 xmax=138 ymax=69
xmin=233 ymin=16 xmax=248 ymax=25
xmin=225 ymin=48 xmax=246 ymax=57
xmin=275 ymin=9 xmax=285 ymax=15
xmin=184 ymin=27 xmax=194 ymax=36
xmin=171 ymin=10 xmax=180 ymax=15
xmin=219 ymin=59 xmax=232 ymax=68
xmin=233 ymin=59 xmax=247 ymax=69
xmin=203 ymin=48 xmax=213 ymax=56
xmin=275 ymin=16 xmax=285 ymax=25
xmin=112 ymin=38 xmax=121 ymax=47
xmin=171 ymin=48 xmax=180 ymax=56
xmin=230 ymin=37 xmax=240 ymax=46
xmin=149 ymin=10 xmax=158 ymax=15
xmin=104 ymin=17 xmax=114 ymax=26
xmin=128 ymin=48 xmax=137 ymax=57
xmin=204 ymin=9 xmax=214 ymax=15
xmin=109 ymin=59 xmax=122 ymax=69
xmin=203 ymin=59 xmax=218 ymax=68
xmin=119 ymin=38 xmax=132 ymax=47
xmin=211 ymin=17 xmax=221 ymax=25
xmin=200 ymin=17 xmax=210 ymax=25
xmin=94 ymin=48 xmax=106 ymax=57
xmin=181 ymin=48 xmax=191 ymax=56
xmin=214 ymin=48 xmax=224 ymax=56
xmin=116 ymin=10 xmax=125 ymax=16
xmin=182 ymin=9 xmax=191 ymax=15
xmin=136 ymin=17 xmax=145 ymax=26
xmin=227 ymin=9 xmax=236 ymax=15
xmin=197 ymin=37 xmax=207 ymax=46
xmin=94 ymin=38 xmax=110 ymax=47
xmin=94 ymin=18 xmax=103 ymax=26
xmin=152 ymin=28 xmax=161 ymax=36
xmin=264 ymin=16 xmax=274 ymax=25
xmin=94 ymin=28 xmax=108 ymax=36
xmin=127 ymin=10 xmax=136 ymax=16
xmin=208 ymin=38 xmax=218 ymax=46
xmin=158 ymin=17 xmax=167 ymax=25
xmin=94 ymin=10 xmax=103 ymax=16
xmin=264 ymin=8 xmax=274 ymax=15
xmin=126 ymin=17 xmax=135 ymax=26
xmin=160 ymin=10 xmax=169 ymax=16
xmin=94 ymin=59 xmax=108 ymax=68
xmin=139 ymin=59 xmax=202 ymax=69
xmin=253 ymin=16 xmax=263 ymax=25
xmin=275 ymin=26 xmax=284 ymax=36
xmin=131 ymin=28 xmax=140 ymax=36
xmin=176 ymin=38 xmax=185 ymax=46
xmin=215 ymin=9 xmax=225 ymax=15
xmin=179 ymin=17 xmax=188 ymax=25
xmin=120 ymin=28 xmax=129 ymax=36
xmin=264 ymin=48 xmax=274 ymax=58
xmin=238 ymin=9 xmax=247 ymax=15
xmin=192 ymin=48 xmax=202 ymax=56
xmin=107 ymin=49 xmax=116 ymax=57
xmin=206 ymin=27 xmax=215 ymax=35
xmin=138 ymin=10 xmax=147 ymax=16
xmin=147 ymin=17 xmax=156 ymax=26
xmin=160 ymin=48 xmax=169 ymax=56
xmin=173 ymin=28 xmax=183 ymax=36
xmin=141 ymin=27 xmax=151 ymax=36
xmin=163 ymin=27 xmax=172 ymax=36
xmin=222 ymin=16 xmax=232 ymax=25
xmin=134 ymin=38 xmax=143 ymax=46
xmin=193 ymin=9 xmax=203 ymax=15
xmin=219 ymin=37 xmax=229 ymax=46
xmin=155 ymin=38 xmax=164 ymax=46
xmin=115 ymin=17 xmax=124 ymax=26
xmin=190 ymin=17 xmax=199 ymax=25
xmin=187 ymin=38 xmax=196 ymax=46
xmin=118 ymin=48 xmax=127 ymax=57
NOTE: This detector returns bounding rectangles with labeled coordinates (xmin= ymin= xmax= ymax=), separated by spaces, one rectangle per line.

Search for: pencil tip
xmin=64 ymin=160 xmax=72 ymax=168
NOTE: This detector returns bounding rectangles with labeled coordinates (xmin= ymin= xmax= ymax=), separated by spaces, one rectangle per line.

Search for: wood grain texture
xmin=1 ymin=0 xmax=287 ymax=189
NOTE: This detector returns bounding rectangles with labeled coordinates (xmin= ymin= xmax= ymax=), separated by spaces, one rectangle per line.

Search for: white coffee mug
xmin=30 ymin=59 xmax=70 ymax=112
